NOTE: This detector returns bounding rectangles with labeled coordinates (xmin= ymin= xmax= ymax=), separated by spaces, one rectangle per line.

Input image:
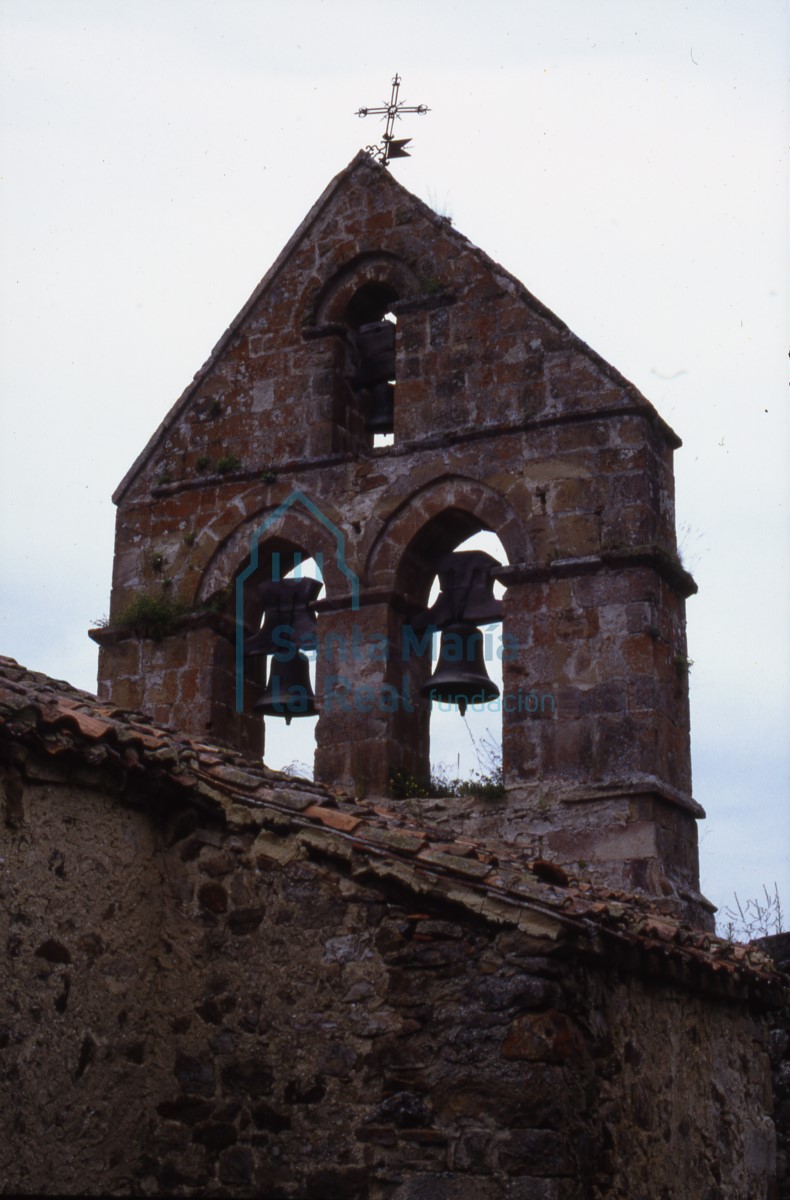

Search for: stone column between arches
xmin=313 ymin=596 xmax=431 ymax=796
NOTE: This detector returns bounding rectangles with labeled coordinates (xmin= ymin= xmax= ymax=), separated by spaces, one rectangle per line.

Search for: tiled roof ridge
xmin=0 ymin=656 xmax=784 ymax=994
xmin=216 ymin=785 xmax=783 ymax=989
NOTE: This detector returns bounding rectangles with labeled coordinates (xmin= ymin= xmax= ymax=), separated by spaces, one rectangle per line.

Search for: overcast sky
xmin=1 ymin=0 xmax=787 ymax=926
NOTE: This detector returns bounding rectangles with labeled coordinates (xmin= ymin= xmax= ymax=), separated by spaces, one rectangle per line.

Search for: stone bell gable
xmin=92 ymin=151 xmax=704 ymax=917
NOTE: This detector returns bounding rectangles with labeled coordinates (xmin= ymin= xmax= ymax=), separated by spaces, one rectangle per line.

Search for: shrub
xmin=111 ymin=593 xmax=191 ymax=639
xmin=216 ymin=454 xmax=242 ymax=474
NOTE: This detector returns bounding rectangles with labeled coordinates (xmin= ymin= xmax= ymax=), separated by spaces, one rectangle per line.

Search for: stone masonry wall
xmin=771 ymin=997 xmax=790 ymax=1199
xmin=0 ymin=759 xmax=779 ymax=1198
xmin=0 ymin=768 xmax=165 ymax=1192
xmin=758 ymin=934 xmax=790 ymax=1198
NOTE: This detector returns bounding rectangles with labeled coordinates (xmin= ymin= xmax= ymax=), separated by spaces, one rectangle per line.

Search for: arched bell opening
xmin=240 ymin=537 xmax=325 ymax=779
xmin=424 ymin=530 xmax=508 ymax=792
xmin=392 ymin=509 xmax=510 ymax=795
xmin=306 ymin=253 xmax=417 ymax=458
xmin=343 ymin=281 xmax=399 ymax=451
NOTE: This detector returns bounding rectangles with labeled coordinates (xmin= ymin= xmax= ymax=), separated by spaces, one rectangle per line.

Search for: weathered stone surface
xmin=174 ymin=1053 xmax=216 ymax=1098
xmin=197 ymin=880 xmax=228 ymax=913
xmin=0 ymin=760 xmax=784 ymax=1198
xmin=227 ymin=905 xmax=264 ymax=935
xmin=34 ymin=937 xmax=72 ymax=964
xmin=220 ymin=1058 xmax=274 ymax=1098
xmin=501 ymin=1010 xmax=586 ymax=1063
xmin=390 ymin=1174 xmax=502 ymax=1200
xmin=499 ymin=1128 xmax=574 ymax=1175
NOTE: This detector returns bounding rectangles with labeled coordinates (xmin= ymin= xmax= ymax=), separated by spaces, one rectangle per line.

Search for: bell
xmin=421 ymin=622 xmax=499 ymax=717
xmin=412 ymin=550 xmax=503 ymax=632
xmin=246 ymin=578 xmax=321 ymax=656
xmin=365 ymin=381 xmax=394 ymax=432
xmin=254 ymin=651 xmax=317 ymax=725
xmin=353 ymin=321 xmax=396 ymax=387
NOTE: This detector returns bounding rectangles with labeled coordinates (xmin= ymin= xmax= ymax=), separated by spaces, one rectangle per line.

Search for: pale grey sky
xmin=1 ymin=0 xmax=787 ymax=923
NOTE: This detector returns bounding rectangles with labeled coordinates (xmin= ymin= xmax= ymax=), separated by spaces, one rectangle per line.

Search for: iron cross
xmin=356 ymin=74 xmax=430 ymax=167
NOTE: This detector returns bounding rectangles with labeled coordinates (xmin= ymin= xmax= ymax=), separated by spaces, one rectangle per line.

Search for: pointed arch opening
xmin=305 ymin=253 xmax=418 ymax=456
xmin=256 ymin=551 xmax=325 ymax=780
xmin=344 ymin=282 xmax=398 ymax=449
xmin=237 ymin=536 xmax=325 ymax=779
xmin=425 ymin=529 xmax=508 ymax=791
xmin=390 ymin=507 xmax=512 ymax=795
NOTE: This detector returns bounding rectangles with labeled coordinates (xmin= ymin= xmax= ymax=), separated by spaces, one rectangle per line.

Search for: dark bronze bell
xmin=412 ymin=549 xmax=503 ymax=632
xmin=245 ymin=577 xmax=321 ymax=657
xmin=453 ymin=556 xmax=504 ymax=625
xmin=366 ymin=381 xmax=395 ymax=432
xmin=353 ymin=321 xmax=396 ymax=387
xmin=254 ymin=651 xmax=317 ymax=725
xmin=351 ymin=321 xmax=395 ymax=434
xmin=421 ymin=622 xmax=499 ymax=716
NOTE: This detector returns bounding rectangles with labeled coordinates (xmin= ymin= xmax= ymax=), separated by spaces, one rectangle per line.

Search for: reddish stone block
xmin=622 ymin=634 xmax=658 ymax=674
xmin=502 ymin=1010 xmax=586 ymax=1063
xmin=552 ymin=514 xmax=599 ymax=557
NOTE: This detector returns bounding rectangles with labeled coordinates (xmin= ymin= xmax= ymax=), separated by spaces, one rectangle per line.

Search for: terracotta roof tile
xmin=0 ymin=655 xmax=786 ymax=999
xmin=302 ymin=805 xmax=361 ymax=834
xmin=54 ymin=709 xmax=117 ymax=740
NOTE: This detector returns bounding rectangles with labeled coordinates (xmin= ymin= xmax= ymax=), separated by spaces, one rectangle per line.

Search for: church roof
xmin=0 ymin=654 xmax=783 ymax=1004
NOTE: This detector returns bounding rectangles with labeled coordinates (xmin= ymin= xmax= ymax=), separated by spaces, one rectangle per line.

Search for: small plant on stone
xmin=280 ymin=760 xmax=313 ymax=781
xmin=457 ymin=724 xmax=505 ymax=799
xmin=216 ymin=454 xmax=242 ymax=474
xmin=201 ymin=586 xmax=230 ymax=614
xmin=389 ymin=768 xmax=433 ymax=800
xmin=720 ymin=884 xmax=784 ymax=942
xmin=196 ymin=455 xmax=211 ymax=472
xmin=391 ymin=728 xmax=505 ymax=802
xmin=111 ymin=592 xmax=191 ymax=639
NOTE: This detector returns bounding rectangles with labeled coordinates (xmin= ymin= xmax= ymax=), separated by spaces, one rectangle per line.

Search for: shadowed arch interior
xmin=365 ymin=475 xmax=530 ymax=596
xmin=395 ymin=507 xmax=496 ymax=607
xmin=311 ymin=251 xmax=418 ymax=327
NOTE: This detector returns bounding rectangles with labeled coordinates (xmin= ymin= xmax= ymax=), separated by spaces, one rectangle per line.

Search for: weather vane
xmin=356 ymin=73 xmax=430 ymax=167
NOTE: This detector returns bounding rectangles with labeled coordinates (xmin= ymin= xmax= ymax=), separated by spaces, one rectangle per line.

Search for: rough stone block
xmin=391 ymin=1174 xmax=501 ymax=1200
